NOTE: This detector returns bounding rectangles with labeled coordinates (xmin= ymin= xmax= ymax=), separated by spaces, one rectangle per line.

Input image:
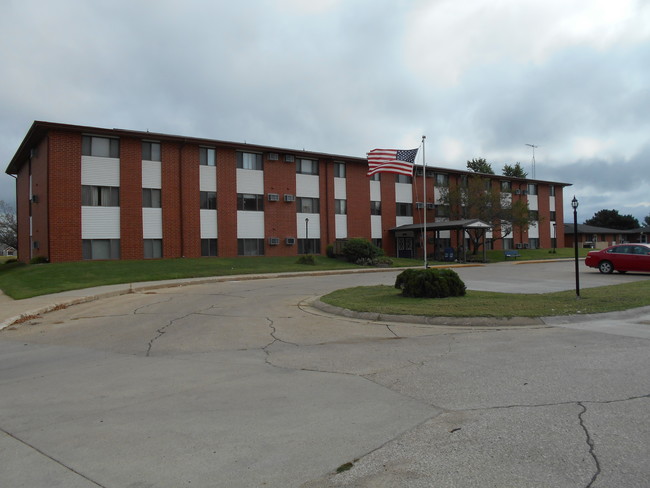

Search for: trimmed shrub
xmin=395 ymin=268 xmax=466 ymax=298
xmin=3 ymin=258 xmax=18 ymax=265
xmin=326 ymin=244 xmax=336 ymax=259
xmin=341 ymin=238 xmax=383 ymax=264
xmin=296 ymin=254 xmax=316 ymax=265
xmin=29 ymin=256 xmax=49 ymax=264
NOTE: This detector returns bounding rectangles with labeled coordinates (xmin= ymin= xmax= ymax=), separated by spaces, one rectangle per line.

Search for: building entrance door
xmin=397 ymin=237 xmax=414 ymax=258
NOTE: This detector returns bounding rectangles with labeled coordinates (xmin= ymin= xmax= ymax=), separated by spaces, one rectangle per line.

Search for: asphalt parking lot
xmin=1 ymin=261 xmax=649 ymax=487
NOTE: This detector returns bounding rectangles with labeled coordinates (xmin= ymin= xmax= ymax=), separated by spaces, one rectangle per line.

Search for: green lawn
xmin=321 ymin=280 xmax=650 ymax=318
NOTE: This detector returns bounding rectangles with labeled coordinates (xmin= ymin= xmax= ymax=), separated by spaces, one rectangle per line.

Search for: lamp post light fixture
xmin=571 ymin=196 xmax=580 ymax=299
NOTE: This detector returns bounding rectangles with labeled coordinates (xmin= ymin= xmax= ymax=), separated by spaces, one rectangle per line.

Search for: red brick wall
xmin=217 ymin=149 xmax=238 ymax=257
xmin=180 ymin=145 xmax=200 ymax=257
xmin=16 ymin=160 xmax=30 ymax=262
xmin=120 ymin=138 xmax=144 ymax=259
xmin=48 ymin=131 xmax=82 ymax=262
xmin=30 ymin=137 xmax=49 ymax=261
xmin=346 ymin=161 xmax=371 ymax=238
xmin=555 ymin=187 xmax=565 ymax=247
xmin=263 ymin=155 xmax=298 ymax=256
xmin=161 ymin=141 xmax=183 ymax=258
xmin=537 ymin=185 xmax=551 ymax=248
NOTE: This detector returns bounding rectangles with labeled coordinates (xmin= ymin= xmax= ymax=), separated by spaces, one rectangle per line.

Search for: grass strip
xmin=320 ymin=280 xmax=650 ymax=318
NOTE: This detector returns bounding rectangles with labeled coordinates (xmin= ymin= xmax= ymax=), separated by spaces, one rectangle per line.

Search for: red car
xmin=585 ymin=243 xmax=650 ymax=274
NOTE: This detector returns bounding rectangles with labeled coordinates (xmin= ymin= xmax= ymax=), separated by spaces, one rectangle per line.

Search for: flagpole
xmin=422 ymin=135 xmax=427 ymax=268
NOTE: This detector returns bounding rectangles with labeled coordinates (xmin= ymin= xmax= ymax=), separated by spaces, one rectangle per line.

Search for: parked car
xmin=585 ymin=243 xmax=650 ymax=274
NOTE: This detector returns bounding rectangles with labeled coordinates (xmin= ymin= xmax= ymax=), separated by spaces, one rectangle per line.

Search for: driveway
xmin=1 ymin=261 xmax=649 ymax=487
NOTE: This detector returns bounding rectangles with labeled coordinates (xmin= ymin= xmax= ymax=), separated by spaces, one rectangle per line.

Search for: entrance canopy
xmin=390 ymin=219 xmax=492 ymax=233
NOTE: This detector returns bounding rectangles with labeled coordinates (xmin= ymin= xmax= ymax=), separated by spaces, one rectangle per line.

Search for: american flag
xmin=367 ymin=148 xmax=418 ymax=177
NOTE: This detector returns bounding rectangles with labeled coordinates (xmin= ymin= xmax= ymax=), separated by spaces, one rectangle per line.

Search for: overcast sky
xmin=2 ymin=0 xmax=649 ymax=224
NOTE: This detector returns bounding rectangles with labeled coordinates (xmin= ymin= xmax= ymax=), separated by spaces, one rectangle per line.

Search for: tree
xmin=439 ymin=176 xmax=536 ymax=254
xmin=502 ymin=162 xmax=528 ymax=178
xmin=0 ymin=200 xmax=18 ymax=249
xmin=466 ymin=158 xmax=494 ymax=174
xmin=585 ymin=209 xmax=639 ymax=230
xmin=644 ymin=213 xmax=650 ymax=228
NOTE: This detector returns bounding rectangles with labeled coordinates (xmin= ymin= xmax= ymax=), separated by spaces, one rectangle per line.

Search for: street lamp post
xmin=305 ymin=218 xmax=309 ymax=254
xmin=552 ymin=222 xmax=557 ymax=254
xmin=572 ymin=196 xmax=580 ymax=299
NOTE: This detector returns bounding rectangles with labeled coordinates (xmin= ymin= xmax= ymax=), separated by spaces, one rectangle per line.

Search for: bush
xmin=341 ymin=238 xmax=383 ymax=265
xmin=296 ymin=254 xmax=316 ymax=265
xmin=326 ymin=244 xmax=336 ymax=259
xmin=395 ymin=268 xmax=466 ymax=298
xmin=3 ymin=258 xmax=18 ymax=265
xmin=29 ymin=256 xmax=49 ymax=264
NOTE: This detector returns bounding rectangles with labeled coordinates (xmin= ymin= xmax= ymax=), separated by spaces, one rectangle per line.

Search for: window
xmin=82 ymin=186 xmax=120 ymax=206
xmin=435 ymin=173 xmax=449 ymax=187
xmin=297 ymin=197 xmax=320 ymax=213
xmin=396 ymin=203 xmax=413 ymax=217
xmin=484 ymin=179 xmax=492 ymax=191
xmin=238 ymin=238 xmax=265 ymax=256
xmin=528 ymin=238 xmax=539 ymax=249
xmin=501 ymin=181 xmax=512 ymax=193
xmin=335 ymin=199 xmax=346 ymax=215
xmin=370 ymin=201 xmax=381 ymax=215
xmin=334 ymin=162 xmax=346 ymax=178
xmin=144 ymin=239 xmax=162 ymax=259
xmin=201 ymin=239 xmax=218 ymax=257
xmin=237 ymin=193 xmax=264 ymax=211
xmin=372 ymin=238 xmax=382 ymax=249
xmin=201 ymin=191 xmax=218 ymax=210
xmin=298 ymin=239 xmax=320 ymax=255
xmin=297 ymin=158 xmax=319 ymax=175
xmin=550 ymin=211 xmax=556 ymax=221
xmin=395 ymin=174 xmax=412 ymax=184
xmin=82 ymin=239 xmax=120 ymax=260
xmin=435 ymin=205 xmax=450 ymax=218
xmin=200 ymin=147 xmax=216 ymax=166
xmin=237 ymin=152 xmax=263 ymax=170
xmin=527 ymin=183 xmax=538 ymax=195
xmin=460 ymin=175 xmax=468 ymax=188
xmin=142 ymin=141 xmax=161 ymax=161
xmin=82 ymin=136 xmax=120 ymax=158
xmin=370 ymin=173 xmax=381 ymax=182
xmin=549 ymin=185 xmax=556 ymax=197
xmin=529 ymin=210 xmax=539 ymax=220
xmin=142 ymin=188 xmax=161 ymax=208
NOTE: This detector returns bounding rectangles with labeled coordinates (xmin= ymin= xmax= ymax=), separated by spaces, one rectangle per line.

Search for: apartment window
xmin=529 ymin=238 xmax=539 ymax=249
xmin=460 ymin=175 xmax=468 ymax=188
xmin=395 ymin=174 xmax=412 ymax=184
xmin=82 ymin=185 xmax=120 ymax=206
xmin=238 ymin=238 xmax=265 ymax=256
xmin=334 ymin=162 xmax=346 ymax=178
xmin=297 ymin=197 xmax=320 ymax=213
xmin=435 ymin=173 xmax=449 ymax=187
xmin=501 ymin=181 xmax=512 ymax=193
xmin=370 ymin=201 xmax=381 ymax=215
xmin=372 ymin=238 xmax=382 ymax=249
xmin=200 ymin=147 xmax=216 ymax=166
xmin=201 ymin=239 xmax=218 ymax=257
xmin=335 ymin=199 xmax=347 ymax=215
xmin=82 ymin=136 xmax=119 ymax=158
xmin=396 ymin=203 xmax=413 ymax=217
xmin=142 ymin=188 xmax=162 ymax=208
xmin=237 ymin=193 xmax=264 ymax=211
xmin=298 ymin=239 xmax=320 ymax=255
xmin=370 ymin=173 xmax=381 ymax=181
xmin=297 ymin=158 xmax=319 ymax=175
xmin=529 ymin=210 xmax=539 ymax=220
xmin=435 ymin=205 xmax=450 ymax=218
xmin=237 ymin=152 xmax=263 ymax=170
xmin=142 ymin=141 xmax=161 ymax=161
xmin=550 ymin=211 xmax=557 ymax=221
xmin=143 ymin=239 xmax=162 ymax=259
xmin=82 ymin=239 xmax=120 ymax=260
xmin=527 ymin=183 xmax=538 ymax=195
xmin=549 ymin=184 xmax=556 ymax=196
xmin=201 ymin=191 xmax=218 ymax=210
xmin=484 ymin=179 xmax=492 ymax=191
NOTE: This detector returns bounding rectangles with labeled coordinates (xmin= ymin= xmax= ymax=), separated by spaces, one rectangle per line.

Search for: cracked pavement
xmin=1 ymin=263 xmax=649 ymax=487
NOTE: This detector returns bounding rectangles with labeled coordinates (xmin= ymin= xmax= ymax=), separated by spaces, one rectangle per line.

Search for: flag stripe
xmin=367 ymin=148 xmax=418 ymax=177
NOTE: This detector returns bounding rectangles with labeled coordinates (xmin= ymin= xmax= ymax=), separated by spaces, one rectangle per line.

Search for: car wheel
xmin=599 ymin=261 xmax=614 ymax=274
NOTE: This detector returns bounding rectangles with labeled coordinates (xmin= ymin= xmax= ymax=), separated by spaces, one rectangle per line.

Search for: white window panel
xmin=335 ymin=215 xmax=347 ymax=239
xmin=395 ymin=183 xmax=413 ymax=203
xmin=82 ymin=156 xmax=120 ymax=186
xmin=370 ymin=180 xmax=381 ymax=201
xmin=237 ymin=211 xmax=265 ymax=238
xmin=82 ymin=207 xmax=120 ymax=239
xmin=296 ymin=174 xmax=319 ymax=198
xmin=142 ymin=208 xmax=163 ymax=239
xmin=396 ymin=216 xmax=413 ymax=228
xmin=236 ymin=168 xmax=264 ymax=194
xmin=200 ymin=165 xmax=217 ymax=192
xmin=527 ymin=194 xmax=538 ymax=210
xmin=142 ymin=161 xmax=162 ymax=189
xmin=200 ymin=209 xmax=218 ymax=238
xmin=334 ymin=178 xmax=346 ymax=199
xmin=549 ymin=196 xmax=556 ymax=211
xmin=297 ymin=214 xmax=320 ymax=238
xmin=371 ymin=215 xmax=382 ymax=239
xmin=439 ymin=230 xmax=451 ymax=239
xmin=528 ymin=224 xmax=539 ymax=238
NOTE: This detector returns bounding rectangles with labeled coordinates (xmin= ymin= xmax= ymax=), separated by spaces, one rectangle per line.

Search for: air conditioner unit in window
xmin=426 ymin=203 xmax=435 ymax=209
xmin=284 ymin=154 xmax=295 ymax=162
xmin=416 ymin=202 xmax=425 ymax=209
xmin=268 ymin=237 xmax=280 ymax=245
xmin=414 ymin=168 xmax=424 ymax=176
xmin=31 ymin=194 xmax=39 ymax=203
xmin=268 ymin=193 xmax=280 ymax=201
xmin=515 ymin=189 xmax=521 ymax=195
xmin=285 ymin=237 xmax=296 ymax=245
xmin=268 ymin=153 xmax=279 ymax=161
xmin=516 ymin=243 xmax=523 ymax=249
xmin=284 ymin=194 xmax=295 ymax=202
xmin=523 ymin=243 xmax=530 ymax=249
xmin=522 ymin=190 xmax=528 ymax=195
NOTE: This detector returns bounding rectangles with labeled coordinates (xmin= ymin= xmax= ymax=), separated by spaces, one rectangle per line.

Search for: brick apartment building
xmin=5 ymin=121 xmax=570 ymax=263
